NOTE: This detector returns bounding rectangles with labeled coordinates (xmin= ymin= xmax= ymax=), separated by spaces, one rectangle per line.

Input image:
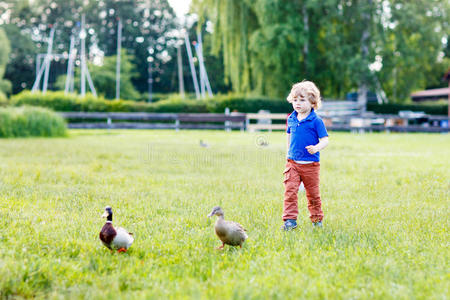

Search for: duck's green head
xmin=102 ymin=206 xmax=113 ymax=222
xmin=207 ymin=206 xmax=224 ymax=218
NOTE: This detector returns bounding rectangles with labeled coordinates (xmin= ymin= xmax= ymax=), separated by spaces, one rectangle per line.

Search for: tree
xmin=55 ymin=50 xmax=140 ymax=100
xmin=85 ymin=0 xmax=180 ymax=93
xmin=0 ymin=27 xmax=12 ymax=99
xmin=192 ymin=0 xmax=449 ymax=102
xmin=2 ymin=24 xmax=38 ymax=94
xmin=1 ymin=0 xmax=187 ymax=95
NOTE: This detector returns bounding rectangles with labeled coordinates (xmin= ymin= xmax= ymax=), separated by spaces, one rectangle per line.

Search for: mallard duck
xmin=99 ymin=206 xmax=134 ymax=252
xmin=207 ymin=206 xmax=248 ymax=249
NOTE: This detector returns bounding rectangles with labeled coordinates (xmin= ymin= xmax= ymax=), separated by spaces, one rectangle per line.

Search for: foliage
xmin=2 ymin=23 xmax=44 ymax=94
xmin=192 ymin=0 xmax=450 ymax=102
xmin=0 ymin=0 xmax=192 ymax=94
xmin=11 ymin=90 xmax=448 ymax=115
xmin=0 ymin=27 xmax=12 ymax=96
xmin=0 ymin=131 xmax=448 ymax=298
xmin=0 ymin=106 xmax=66 ymax=137
xmin=54 ymin=50 xmax=141 ymax=100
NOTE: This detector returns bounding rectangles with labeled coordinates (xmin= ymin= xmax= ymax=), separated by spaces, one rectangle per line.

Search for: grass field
xmin=0 ymin=130 xmax=448 ymax=299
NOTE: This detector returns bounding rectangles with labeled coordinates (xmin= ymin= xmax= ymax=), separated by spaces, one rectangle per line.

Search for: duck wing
xmin=111 ymin=227 xmax=134 ymax=250
xmin=99 ymin=223 xmax=117 ymax=249
xmin=224 ymin=220 xmax=248 ymax=243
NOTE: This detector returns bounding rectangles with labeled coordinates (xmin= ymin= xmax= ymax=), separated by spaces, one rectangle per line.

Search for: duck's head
xmin=101 ymin=206 xmax=113 ymax=222
xmin=207 ymin=206 xmax=224 ymax=218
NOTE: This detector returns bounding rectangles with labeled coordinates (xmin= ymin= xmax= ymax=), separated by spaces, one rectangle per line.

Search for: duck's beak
xmin=207 ymin=212 xmax=214 ymax=218
xmin=101 ymin=211 xmax=108 ymax=218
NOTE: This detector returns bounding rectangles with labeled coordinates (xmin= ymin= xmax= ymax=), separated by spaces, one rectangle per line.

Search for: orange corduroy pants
xmin=283 ymin=159 xmax=323 ymax=222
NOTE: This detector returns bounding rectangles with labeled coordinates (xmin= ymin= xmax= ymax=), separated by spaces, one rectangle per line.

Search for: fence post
xmin=107 ymin=117 xmax=112 ymax=129
xmin=175 ymin=118 xmax=180 ymax=132
xmin=225 ymin=107 xmax=231 ymax=132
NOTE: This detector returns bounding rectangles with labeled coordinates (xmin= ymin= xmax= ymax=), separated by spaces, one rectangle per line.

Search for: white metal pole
xmin=194 ymin=40 xmax=206 ymax=98
xmin=42 ymin=25 xmax=56 ymax=93
xmin=177 ymin=43 xmax=185 ymax=99
xmin=31 ymin=56 xmax=46 ymax=92
xmin=197 ymin=30 xmax=213 ymax=97
xmin=65 ymin=35 xmax=75 ymax=94
xmin=85 ymin=64 xmax=97 ymax=97
xmin=147 ymin=59 xmax=153 ymax=102
xmin=116 ymin=18 xmax=122 ymax=100
xmin=184 ymin=31 xmax=200 ymax=99
xmin=32 ymin=27 xmax=55 ymax=92
xmin=80 ymin=14 xmax=87 ymax=96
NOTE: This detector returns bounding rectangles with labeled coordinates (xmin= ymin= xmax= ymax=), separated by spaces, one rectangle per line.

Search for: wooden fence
xmin=61 ymin=112 xmax=247 ymax=131
xmin=60 ymin=102 xmax=449 ymax=133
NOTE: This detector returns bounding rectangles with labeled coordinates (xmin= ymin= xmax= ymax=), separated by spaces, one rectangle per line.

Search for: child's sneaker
xmin=312 ymin=221 xmax=323 ymax=228
xmin=282 ymin=219 xmax=297 ymax=231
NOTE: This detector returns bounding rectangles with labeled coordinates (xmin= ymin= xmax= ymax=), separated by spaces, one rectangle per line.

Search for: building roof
xmin=411 ymin=87 xmax=449 ymax=99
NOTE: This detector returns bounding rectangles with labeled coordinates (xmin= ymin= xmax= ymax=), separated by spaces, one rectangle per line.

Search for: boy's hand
xmin=305 ymin=145 xmax=318 ymax=154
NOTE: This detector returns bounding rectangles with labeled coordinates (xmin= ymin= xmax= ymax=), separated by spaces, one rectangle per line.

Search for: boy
xmin=282 ymin=80 xmax=329 ymax=230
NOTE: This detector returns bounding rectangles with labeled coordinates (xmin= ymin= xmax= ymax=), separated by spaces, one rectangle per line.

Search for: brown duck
xmin=99 ymin=206 xmax=134 ymax=252
xmin=207 ymin=206 xmax=248 ymax=249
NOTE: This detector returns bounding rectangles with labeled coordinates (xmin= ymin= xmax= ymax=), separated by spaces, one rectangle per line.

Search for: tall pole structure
xmin=116 ymin=18 xmax=122 ymax=100
xmin=184 ymin=31 xmax=200 ymax=100
xmin=65 ymin=35 xmax=76 ymax=94
xmin=177 ymin=43 xmax=185 ymax=99
xmin=42 ymin=25 xmax=56 ymax=93
xmin=194 ymin=41 xmax=206 ymax=98
xmin=32 ymin=25 xmax=56 ymax=92
xmin=196 ymin=29 xmax=213 ymax=97
xmin=147 ymin=57 xmax=153 ymax=102
xmin=80 ymin=14 xmax=87 ymax=96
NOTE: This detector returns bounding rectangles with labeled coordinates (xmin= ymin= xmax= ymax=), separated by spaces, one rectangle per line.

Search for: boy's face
xmin=291 ymin=96 xmax=312 ymax=114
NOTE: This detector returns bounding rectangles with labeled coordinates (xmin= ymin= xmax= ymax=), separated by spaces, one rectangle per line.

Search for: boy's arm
xmin=305 ymin=136 xmax=329 ymax=154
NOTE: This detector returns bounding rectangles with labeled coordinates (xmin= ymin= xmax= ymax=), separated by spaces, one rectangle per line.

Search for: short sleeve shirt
xmin=286 ymin=109 xmax=328 ymax=162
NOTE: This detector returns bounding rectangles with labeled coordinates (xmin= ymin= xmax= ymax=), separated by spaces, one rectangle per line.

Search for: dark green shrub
xmin=0 ymin=106 xmax=66 ymax=138
xmin=12 ymin=90 xmax=446 ymax=115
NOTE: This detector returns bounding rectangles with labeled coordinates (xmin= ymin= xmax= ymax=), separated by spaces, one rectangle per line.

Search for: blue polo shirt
xmin=287 ymin=109 xmax=328 ymax=162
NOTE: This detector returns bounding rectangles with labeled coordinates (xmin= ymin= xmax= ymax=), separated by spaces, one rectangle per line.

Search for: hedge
xmin=10 ymin=91 xmax=291 ymax=113
xmin=0 ymin=106 xmax=67 ymax=138
xmin=9 ymin=90 xmax=448 ymax=115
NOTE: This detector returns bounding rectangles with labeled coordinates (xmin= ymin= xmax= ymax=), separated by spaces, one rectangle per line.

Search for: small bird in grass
xmin=199 ymin=139 xmax=209 ymax=148
xmin=99 ymin=206 xmax=134 ymax=253
xmin=207 ymin=206 xmax=248 ymax=249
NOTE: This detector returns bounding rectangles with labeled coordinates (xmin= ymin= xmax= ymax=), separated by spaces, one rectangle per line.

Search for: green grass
xmin=0 ymin=130 xmax=448 ymax=299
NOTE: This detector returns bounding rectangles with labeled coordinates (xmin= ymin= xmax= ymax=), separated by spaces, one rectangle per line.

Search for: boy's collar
xmin=290 ymin=109 xmax=316 ymax=121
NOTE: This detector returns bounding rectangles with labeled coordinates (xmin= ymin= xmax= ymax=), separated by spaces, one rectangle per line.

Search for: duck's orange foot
xmin=216 ymin=244 xmax=225 ymax=250
xmin=117 ymin=248 xmax=127 ymax=253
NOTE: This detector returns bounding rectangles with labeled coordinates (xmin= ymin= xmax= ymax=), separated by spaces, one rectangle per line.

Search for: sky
xmin=168 ymin=0 xmax=192 ymax=17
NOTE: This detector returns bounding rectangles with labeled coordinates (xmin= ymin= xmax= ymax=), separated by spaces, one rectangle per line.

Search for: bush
xmin=13 ymin=90 xmax=446 ymax=115
xmin=367 ymin=102 xmax=448 ymax=115
xmin=0 ymin=106 xmax=67 ymax=138
xmin=11 ymin=91 xmax=291 ymax=114
xmin=0 ymin=91 xmax=7 ymax=107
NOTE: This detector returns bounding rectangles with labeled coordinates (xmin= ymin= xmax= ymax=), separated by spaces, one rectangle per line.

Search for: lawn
xmin=0 ymin=130 xmax=448 ymax=299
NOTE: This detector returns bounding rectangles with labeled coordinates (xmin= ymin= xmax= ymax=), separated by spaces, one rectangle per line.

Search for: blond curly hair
xmin=286 ymin=80 xmax=322 ymax=109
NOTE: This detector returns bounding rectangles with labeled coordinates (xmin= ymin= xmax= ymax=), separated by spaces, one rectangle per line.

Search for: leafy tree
xmin=192 ymin=0 xmax=449 ymax=102
xmin=55 ymin=50 xmax=140 ymax=100
xmin=1 ymin=0 xmax=192 ymax=95
xmin=85 ymin=0 xmax=180 ymax=93
xmin=0 ymin=27 xmax=12 ymax=99
xmin=2 ymin=24 xmax=38 ymax=94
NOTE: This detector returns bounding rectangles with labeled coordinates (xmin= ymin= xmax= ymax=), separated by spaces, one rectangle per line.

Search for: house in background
xmin=410 ymin=87 xmax=449 ymax=102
